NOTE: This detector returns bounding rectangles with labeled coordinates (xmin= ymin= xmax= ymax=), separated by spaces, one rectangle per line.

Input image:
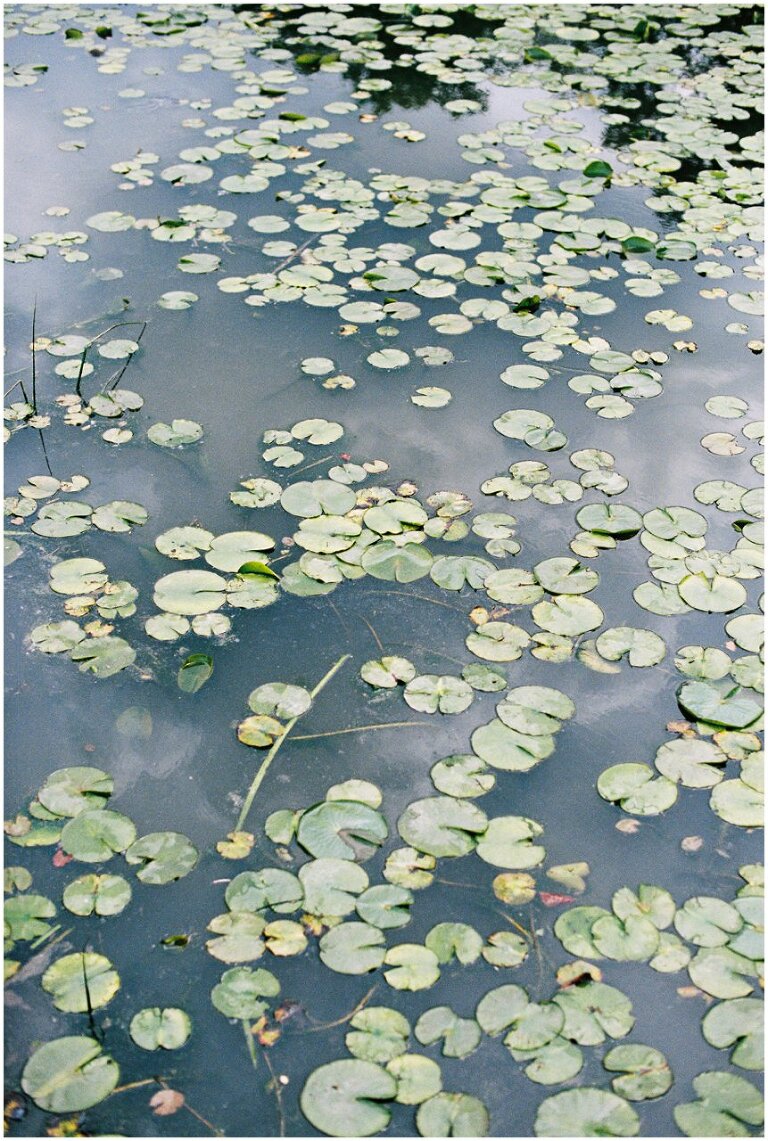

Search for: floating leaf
xmin=177 ymin=653 xmax=213 ymax=693
xmin=416 ymin=1093 xmax=489 ymax=1137
xmin=42 ymin=952 xmax=120 ymax=1012
xmin=301 ymin=1060 xmax=397 ymax=1137
xmin=62 ymin=874 xmax=131 ymax=917
xmin=60 ymin=810 xmax=136 ymax=862
xmin=21 ymin=1037 xmax=119 ymax=1113
xmin=534 ymin=1088 xmax=639 ymax=1137
xmin=125 ymin=832 xmax=199 ymax=884
xmin=129 ymin=1007 xmax=191 ymax=1051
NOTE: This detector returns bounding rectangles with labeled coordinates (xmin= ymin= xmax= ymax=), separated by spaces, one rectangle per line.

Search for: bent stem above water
xmin=234 ymin=653 xmax=351 ymax=833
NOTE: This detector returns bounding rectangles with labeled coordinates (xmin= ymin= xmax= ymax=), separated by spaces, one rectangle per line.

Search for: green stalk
xmin=235 ymin=654 xmax=350 ymax=832
xmin=242 ymin=1020 xmax=259 ymax=1070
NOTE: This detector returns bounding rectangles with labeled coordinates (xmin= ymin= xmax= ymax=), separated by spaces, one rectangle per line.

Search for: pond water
xmin=4 ymin=4 xmax=764 ymax=1139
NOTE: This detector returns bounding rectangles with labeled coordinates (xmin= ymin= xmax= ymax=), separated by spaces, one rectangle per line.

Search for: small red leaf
xmin=539 ymin=891 xmax=575 ymax=907
xmin=52 ymin=849 xmax=74 ymax=868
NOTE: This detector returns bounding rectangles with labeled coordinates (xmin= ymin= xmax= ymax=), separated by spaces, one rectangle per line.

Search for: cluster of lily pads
xmin=4 ymin=1 xmax=764 ymax=1138
xmin=5 ymin=766 xmax=198 ymax=1112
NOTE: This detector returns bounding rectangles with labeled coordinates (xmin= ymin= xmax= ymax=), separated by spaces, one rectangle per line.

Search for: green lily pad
xmin=299 ymin=858 xmax=367 ymax=918
xmin=124 ymin=832 xmax=198 ymax=884
xmin=178 ymin=652 xmax=213 ymax=693
xmin=226 ymin=868 xmax=304 ymax=915
xmin=376 ymin=939 xmax=437 ymax=993
xmin=42 ymin=951 xmax=120 ymax=1012
xmin=534 ymin=1088 xmax=639 ymax=1137
xmin=153 ymin=570 xmax=227 ymax=616
xmin=301 ymin=1059 xmax=397 ymax=1137
xmin=386 ymin=1054 xmax=442 ymax=1106
xmin=674 ymin=1072 xmax=763 ymax=1137
xmin=597 ymin=763 xmax=678 ymax=815
xmin=21 ymin=1037 xmax=119 ymax=1113
xmin=62 ymin=874 xmax=131 ymax=917
xmin=403 ymin=674 xmax=473 ymax=714
xmin=532 ymin=596 xmax=604 ymax=636
xmin=297 ymin=801 xmax=388 ymax=862
xmin=4 ymin=893 xmax=56 ymax=941
xmin=701 ymin=998 xmax=763 ymax=1070
xmin=319 ymin=922 xmax=386 ymax=974
xmin=129 ymin=1007 xmax=191 ymax=1050
xmin=69 ymin=637 xmax=136 ymax=678
xmin=595 ymin=628 xmax=666 ymax=667
xmin=37 ymin=767 xmax=113 ymax=817
xmin=416 ymin=1092 xmax=489 ymax=1138
xmin=210 ymin=966 xmax=280 ymax=1019
xmin=424 ymin=922 xmax=483 ymax=965
xmin=430 ymin=754 xmax=495 ymax=799
xmin=397 ymin=797 xmax=487 ymax=858
xmin=60 ymin=810 xmax=136 ymax=862
xmin=466 ymin=622 xmax=530 ymax=662
xmin=476 ymin=816 xmax=545 ymax=869
xmin=576 ymin=503 xmax=643 ymax=538
xmin=346 ymin=1007 xmax=410 ymax=1064
xmin=415 ymin=1007 xmax=481 ymax=1059
xmin=361 ymin=541 xmax=434 ymax=583
xmin=356 ymin=885 xmax=413 ymax=929
xmin=677 ymin=681 xmax=761 ymax=728
xmin=603 ymin=1045 xmax=672 ymax=1100
xmin=148 ymin=419 xmax=203 ymax=447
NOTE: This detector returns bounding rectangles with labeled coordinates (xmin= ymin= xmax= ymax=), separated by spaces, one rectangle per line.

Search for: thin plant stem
xmin=31 ymin=301 xmax=37 ymax=412
xmin=235 ymin=654 xmax=350 ymax=832
xmin=29 ymin=923 xmax=63 ymax=951
xmin=242 ymin=1020 xmax=259 ymax=1070
xmin=356 ymin=612 xmax=384 ymax=652
xmin=111 ymin=1078 xmax=160 ymax=1095
xmin=105 ymin=320 xmax=148 ymax=391
xmin=357 ymin=588 xmax=465 ymax=612
xmin=263 ymin=1050 xmax=286 ymax=1139
xmin=290 ymin=454 xmax=334 ymax=477
xmin=304 ymin=984 xmax=378 ymax=1031
xmin=74 ymin=346 xmax=90 ymax=399
xmin=290 ymin=721 xmax=428 ymax=741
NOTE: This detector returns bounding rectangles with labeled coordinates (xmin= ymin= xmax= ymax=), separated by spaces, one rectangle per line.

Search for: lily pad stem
xmin=235 ymin=654 xmax=350 ymax=832
xmin=242 ymin=1020 xmax=259 ymax=1070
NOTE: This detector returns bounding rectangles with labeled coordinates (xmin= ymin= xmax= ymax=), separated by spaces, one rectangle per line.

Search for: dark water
xmin=4 ymin=5 xmax=763 ymax=1138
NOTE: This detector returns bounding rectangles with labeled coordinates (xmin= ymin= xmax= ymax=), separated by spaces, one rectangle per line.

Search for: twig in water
xmin=290 ymin=454 xmax=335 ymax=477
xmin=105 ymin=320 xmax=148 ymax=392
xmin=29 ymin=923 xmax=63 ymax=951
xmin=31 ymin=301 xmax=37 ymax=412
xmin=291 ymin=721 xmax=429 ymax=741
xmin=304 ymin=984 xmax=378 ymax=1031
xmin=235 ymin=654 xmax=351 ymax=832
xmin=111 ymin=1078 xmax=159 ymax=1095
xmin=326 ymin=595 xmax=352 ymax=640
xmin=263 ymin=1050 xmax=287 ymax=1139
xmin=74 ymin=345 xmax=89 ymax=399
xmin=111 ymin=1078 xmax=223 ymax=1136
xmin=157 ymin=1078 xmax=224 ymax=1137
xmin=358 ymin=588 xmax=465 ymax=612
xmin=356 ymin=612 xmax=383 ymax=653
xmin=273 ymin=235 xmax=314 ymax=273
xmin=497 ymin=910 xmax=534 ymax=943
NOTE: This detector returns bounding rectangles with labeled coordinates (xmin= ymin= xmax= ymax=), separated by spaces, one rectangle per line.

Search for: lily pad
xmin=301 ymin=1060 xmax=397 ymax=1137
xmin=21 ymin=1037 xmax=119 ymax=1113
